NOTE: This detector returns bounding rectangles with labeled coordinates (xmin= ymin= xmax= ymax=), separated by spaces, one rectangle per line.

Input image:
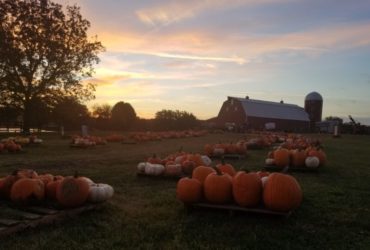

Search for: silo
xmin=304 ymin=92 xmax=323 ymax=131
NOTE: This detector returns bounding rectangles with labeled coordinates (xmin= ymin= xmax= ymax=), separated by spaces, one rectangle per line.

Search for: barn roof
xmin=230 ymin=97 xmax=309 ymax=121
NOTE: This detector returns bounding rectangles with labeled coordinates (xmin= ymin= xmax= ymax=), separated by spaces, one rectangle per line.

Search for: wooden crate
xmin=0 ymin=202 xmax=100 ymax=237
xmin=185 ymin=202 xmax=291 ymax=217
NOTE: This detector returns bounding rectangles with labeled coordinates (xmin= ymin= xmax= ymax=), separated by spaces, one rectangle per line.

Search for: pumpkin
xmin=213 ymin=147 xmax=225 ymax=157
xmin=291 ymin=149 xmax=306 ymax=167
xmin=15 ymin=169 xmax=38 ymax=179
xmin=176 ymin=177 xmax=202 ymax=204
xmin=204 ymin=168 xmax=232 ymax=204
xmin=137 ymin=162 xmax=148 ymax=173
xmin=265 ymin=158 xmax=275 ymax=166
xmin=261 ymin=176 xmax=269 ymax=188
xmin=10 ymin=178 xmax=45 ymax=204
xmin=204 ymin=144 xmax=214 ymax=156
xmin=216 ymin=160 xmax=236 ymax=177
xmin=181 ymin=160 xmax=196 ymax=175
xmin=164 ymin=163 xmax=182 ymax=176
xmin=38 ymin=174 xmax=54 ymax=185
xmin=147 ymin=154 xmax=163 ymax=164
xmin=273 ymin=148 xmax=290 ymax=167
xmin=192 ymin=166 xmax=216 ymax=185
xmin=305 ymin=156 xmax=320 ymax=168
xmin=256 ymin=171 xmax=270 ymax=178
xmin=46 ymin=177 xmax=64 ymax=200
xmin=263 ymin=173 xmax=302 ymax=212
xmin=88 ymin=183 xmax=114 ymax=203
xmin=308 ymin=149 xmax=327 ymax=166
xmin=201 ymin=155 xmax=212 ymax=166
xmin=144 ymin=163 xmax=165 ymax=176
xmin=232 ymin=171 xmax=262 ymax=207
xmin=56 ymin=175 xmax=91 ymax=207
xmin=0 ymin=173 xmax=19 ymax=199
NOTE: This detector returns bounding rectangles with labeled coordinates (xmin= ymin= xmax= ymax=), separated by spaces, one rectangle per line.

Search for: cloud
xmin=136 ymin=0 xmax=297 ymax=27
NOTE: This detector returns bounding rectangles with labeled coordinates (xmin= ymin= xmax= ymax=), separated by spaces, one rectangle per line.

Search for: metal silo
xmin=304 ymin=92 xmax=323 ymax=131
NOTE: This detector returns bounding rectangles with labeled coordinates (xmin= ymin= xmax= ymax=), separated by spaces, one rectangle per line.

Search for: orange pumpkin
xmin=192 ymin=166 xmax=216 ymax=185
xmin=176 ymin=177 xmax=202 ymax=204
xmin=291 ymin=149 xmax=307 ymax=167
xmin=56 ymin=175 xmax=91 ymax=207
xmin=232 ymin=171 xmax=262 ymax=207
xmin=216 ymin=160 xmax=236 ymax=177
xmin=204 ymin=144 xmax=214 ymax=156
xmin=10 ymin=178 xmax=45 ymax=204
xmin=204 ymin=168 xmax=232 ymax=204
xmin=38 ymin=174 xmax=54 ymax=185
xmin=263 ymin=173 xmax=302 ymax=212
xmin=273 ymin=148 xmax=290 ymax=167
xmin=181 ymin=160 xmax=196 ymax=175
xmin=46 ymin=177 xmax=64 ymax=200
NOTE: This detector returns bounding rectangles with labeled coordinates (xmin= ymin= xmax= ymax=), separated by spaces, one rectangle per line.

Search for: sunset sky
xmin=55 ymin=0 xmax=370 ymax=124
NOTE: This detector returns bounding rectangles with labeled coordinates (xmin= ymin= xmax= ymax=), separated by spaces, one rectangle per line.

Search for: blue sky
xmin=56 ymin=0 xmax=370 ymax=124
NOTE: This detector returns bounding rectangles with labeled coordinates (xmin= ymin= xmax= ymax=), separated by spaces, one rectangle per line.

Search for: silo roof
xmin=231 ymin=97 xmax=310 ymax=121
xmin=305 ymin=92 xmax=323 ymax=101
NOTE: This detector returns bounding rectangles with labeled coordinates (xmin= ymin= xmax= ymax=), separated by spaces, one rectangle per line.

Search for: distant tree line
xmin=0 ymin=99 xmax=200 ymax=131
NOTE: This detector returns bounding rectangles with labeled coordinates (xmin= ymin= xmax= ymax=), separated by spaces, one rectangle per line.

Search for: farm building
xmin=215 ymin=95 xmax=316 ymax=132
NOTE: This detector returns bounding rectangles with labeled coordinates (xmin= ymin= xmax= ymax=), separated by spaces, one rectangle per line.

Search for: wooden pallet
xmin=0 ymin=203 xmax=100 ymax=237
xmin=263 ymin=165 xmax=319 ymax=172
xmin=136 ymin=172 xmax=186 ymax=180
xmin=186 ymin=203 xmax=291 ymax=217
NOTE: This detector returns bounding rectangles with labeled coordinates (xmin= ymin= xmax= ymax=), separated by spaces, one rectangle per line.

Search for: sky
xmin=55 ymin=0 xmax=370 ymax=124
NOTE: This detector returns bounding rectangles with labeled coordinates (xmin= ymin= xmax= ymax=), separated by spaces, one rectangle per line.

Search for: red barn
xmin=216 ymin=96 xmax=310 ymax=132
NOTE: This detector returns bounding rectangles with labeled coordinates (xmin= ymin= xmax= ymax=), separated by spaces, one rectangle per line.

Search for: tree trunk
xmin=22 ymin=101 xmax=31 ymax=135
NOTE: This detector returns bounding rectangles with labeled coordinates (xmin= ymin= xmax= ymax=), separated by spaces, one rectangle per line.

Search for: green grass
xmin=1 ymin=132 xmax=370 ymax=249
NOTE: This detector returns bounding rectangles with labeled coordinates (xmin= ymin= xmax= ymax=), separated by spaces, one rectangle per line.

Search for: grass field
xmin=0 ymin=132 xmax=370 ymax=249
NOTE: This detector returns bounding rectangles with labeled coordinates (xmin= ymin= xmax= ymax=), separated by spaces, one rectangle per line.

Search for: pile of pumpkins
xmin=137 ymin=152 xmax=212 ymax=177
xmin=70 ymin=136 xmax=107 ymax=147
xmin=204 ymin=142 xmax=247 ymax=157
xmin=0 ymin=169 xmax=114 ymax=207
xmin=1 ymin=135 xmax=43 ymax=146
xmin=177 ymin=163 xmax=302 ymax=212
xmin=105 ymin=134 xmax=125 ymax=142
xmin=266 ymin=146 xmax=327 ymax=169
xmin=129 ymin=130 xmax=208 ymax=143
xmin=0 ymin=140 xmax=22 ymax=153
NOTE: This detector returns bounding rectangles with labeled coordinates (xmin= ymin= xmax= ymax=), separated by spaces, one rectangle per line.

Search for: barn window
xmin=234 ymin=107 xmax=238 ymax=111
xmin=230 ymin=99 xmax=234 ymax=105
xmin=226 ymin=107 xmax=229 ymax=112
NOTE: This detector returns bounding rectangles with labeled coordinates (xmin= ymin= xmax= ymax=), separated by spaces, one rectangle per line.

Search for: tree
xmin=325 ymin=116 xmax=343 ymax=124
xmin=92 ymin=104 xmax=112 ymax=119
xmin=91 ymin=103 xmax=112 ymax=130
xmin=154 ymin=109 xmax=198 ymax=130
xmin=52 ymin=97 xmax=90 ymax=130
xmin=0 ymin=0 xmax=104 ymax=133
xmin=111 ymin=101 xmax=137 ymax=130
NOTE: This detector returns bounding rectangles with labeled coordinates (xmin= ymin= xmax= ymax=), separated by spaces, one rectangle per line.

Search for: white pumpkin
xmin=88 ymin=183 xmax=114 ymax=203
xmin=145 ymin=163 xmax=165 ymax=176
xmin=164 ymin=163 xmax=182 ymax=176
xmin=175 ymin=155 xmax=185 ymax=164
xmin=261 ymin=176 xmax=269 ymax=188
xmin=305 ymin=156 xmax=320 ymax=168
xmin=201 ymin=155 xmax=212 ymax=166
xmin=137 ymin=162 xmax=148 ymax=173
xmin=265 ymin=158 xmax=275 ymax=166
xmin=213 ymin=147 xmax=225 ymax=156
